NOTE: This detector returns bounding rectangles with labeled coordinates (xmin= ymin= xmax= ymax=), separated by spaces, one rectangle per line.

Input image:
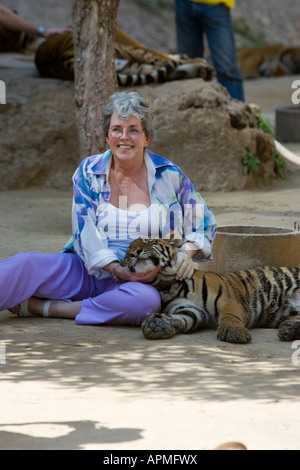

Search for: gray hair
xmin=102 ymin=91 xmax=154 ymax=139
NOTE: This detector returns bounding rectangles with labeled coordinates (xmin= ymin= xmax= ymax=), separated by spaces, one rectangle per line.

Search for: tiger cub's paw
xmin=142 ymin=313 xmax=182 ymax=340
xmin=278 ymin=317 xmax=300 ymax=341
xmin=217 ymin=324 xmax=252 ymax=344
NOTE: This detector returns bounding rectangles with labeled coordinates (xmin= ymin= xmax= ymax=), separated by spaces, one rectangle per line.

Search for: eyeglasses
xmin=108 ymin=127 xmax=144 ymax=138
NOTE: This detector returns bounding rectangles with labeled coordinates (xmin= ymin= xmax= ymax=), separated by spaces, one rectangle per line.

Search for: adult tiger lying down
xmin=121 ymin=234 xmax=300 ymax=344
xmin=34 ymin=29 xmax=215 ymax=85
xmin=237 ymin=44 xmax=300 ymax=78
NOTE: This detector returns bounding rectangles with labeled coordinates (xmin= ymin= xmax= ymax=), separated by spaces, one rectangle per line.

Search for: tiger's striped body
xmin=34 ymin=30 xmax=215 ymax=85
xmin=122 ymin=235 xmax=300 ymax=343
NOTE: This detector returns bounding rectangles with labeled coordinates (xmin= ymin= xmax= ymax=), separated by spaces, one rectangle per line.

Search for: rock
xmin=0 ymin=55 xmax=277 ymax=191
xmin=0 ymin=58 xmax=79 ymax=190
xmin=141 ymin=80 xmax=276 ymax=191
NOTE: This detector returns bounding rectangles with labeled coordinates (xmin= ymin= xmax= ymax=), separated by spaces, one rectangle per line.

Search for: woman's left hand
xmin=175 ymin=251 xmax=194 ymax=281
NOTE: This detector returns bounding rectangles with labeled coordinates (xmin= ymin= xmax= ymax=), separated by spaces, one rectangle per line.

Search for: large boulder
xmin=143 ymin=80 xmax=275 ymax=191
xmin=0 ymin=55 xmax=276 ymax=191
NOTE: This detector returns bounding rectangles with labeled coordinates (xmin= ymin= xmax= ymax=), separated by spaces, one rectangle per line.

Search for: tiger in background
xmin=121 ymin=233 xmax=300 ymax=344
xmin=34 ymin=29 xmax=215 ymax=85
xmin=237 ymin=44 xmax=300 ymax=78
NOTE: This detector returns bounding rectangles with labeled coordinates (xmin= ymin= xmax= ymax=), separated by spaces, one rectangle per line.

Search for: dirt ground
xmin=0 ymin=74 xmax=300 ymax=451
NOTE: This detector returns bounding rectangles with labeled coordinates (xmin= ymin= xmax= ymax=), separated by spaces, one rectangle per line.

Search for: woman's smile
xmin=118 ymin=144 xmax=133 ymax=149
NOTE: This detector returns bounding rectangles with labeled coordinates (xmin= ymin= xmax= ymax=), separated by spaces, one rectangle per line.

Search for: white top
xmin=101 ymin=203 xmax=160 ymax=260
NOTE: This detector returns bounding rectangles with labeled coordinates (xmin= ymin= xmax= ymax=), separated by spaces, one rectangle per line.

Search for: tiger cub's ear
xmin=164 ymin=231 xmax=184 ymax=249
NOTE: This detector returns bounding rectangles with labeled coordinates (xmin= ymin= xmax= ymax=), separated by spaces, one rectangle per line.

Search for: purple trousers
xmin=0 ymin=251 xmax=161 ymax=326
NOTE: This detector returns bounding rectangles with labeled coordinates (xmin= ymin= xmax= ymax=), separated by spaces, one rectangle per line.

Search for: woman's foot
xmin=7 ymin=305 xmax=24 ymax=315
xmin=8 ymin=297 xmax=81 ymax=319
xmin=8 ymin=299 xmax=37 ymax=316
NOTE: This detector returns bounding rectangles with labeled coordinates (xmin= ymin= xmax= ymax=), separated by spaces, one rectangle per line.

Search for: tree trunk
xmin=72 ymin=0 xmax=120 ymax=158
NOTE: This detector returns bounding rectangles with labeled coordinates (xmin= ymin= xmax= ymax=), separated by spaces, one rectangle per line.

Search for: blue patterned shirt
xmin=63 ymin=149 xmax=217 ymax=279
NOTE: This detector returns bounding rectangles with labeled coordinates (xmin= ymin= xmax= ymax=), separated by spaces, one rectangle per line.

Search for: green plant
xmin=242 ymin=153 xmax=261 ymax=175
xmin=232 ymin=17 xmax=265 ymax=47
xmin=273 ymin=149 xmax=287 ymax=179
xmin=256 ymin=114 xmax=275 ymax=136
xmin=255 ymin=115 xmax=286 ymax=179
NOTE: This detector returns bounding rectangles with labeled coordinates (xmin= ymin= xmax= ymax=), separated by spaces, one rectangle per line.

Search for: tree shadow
xmin=0 ymin=313 xmax=298 ymax=403
xmin=0 ymin=420 xmax=142 ymax=450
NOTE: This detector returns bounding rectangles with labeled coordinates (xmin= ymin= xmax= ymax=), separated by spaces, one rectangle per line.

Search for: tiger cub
xmin=122 ymin=234 xmax=300 ymax=344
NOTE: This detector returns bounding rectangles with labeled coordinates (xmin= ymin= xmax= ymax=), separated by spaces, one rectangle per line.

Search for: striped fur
xmin=122 ymin=234 xmax=300 ymax=343
xmin=34 ymin=30 xmax=215 ymax=84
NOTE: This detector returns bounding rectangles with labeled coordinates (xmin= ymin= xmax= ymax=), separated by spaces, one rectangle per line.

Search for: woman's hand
xmin=110 ymin=263 xmax=161 ymax=284
xmin=175 ymin=242 xmax=199 ymax=280
xmin=175 ymin=251 xmax=194 ymax=280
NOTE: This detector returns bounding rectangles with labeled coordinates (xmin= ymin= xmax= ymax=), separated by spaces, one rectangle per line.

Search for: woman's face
xmin=106 ymin=113 xmax=151 ymax=166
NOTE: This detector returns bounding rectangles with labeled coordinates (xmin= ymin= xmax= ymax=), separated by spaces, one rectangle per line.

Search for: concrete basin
xmin=276 ymin=106 xmax=300 ymax=143
xmin=200 ymin=224 xmax=300 ymax=272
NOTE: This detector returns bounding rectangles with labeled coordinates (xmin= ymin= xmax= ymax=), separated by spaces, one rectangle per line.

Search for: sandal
xmin=19 ymin=300 xmax=34 ymax=316
xmin=42 ymin=299 xmax=72 ymax=318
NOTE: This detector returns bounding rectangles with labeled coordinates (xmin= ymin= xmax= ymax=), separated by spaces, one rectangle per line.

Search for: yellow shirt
xmin=190 ymin=0 xmax=235 ymax=7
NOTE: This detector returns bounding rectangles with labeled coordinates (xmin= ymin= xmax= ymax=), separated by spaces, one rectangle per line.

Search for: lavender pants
xmin=0 ymin=251 xmax=161 ymax=326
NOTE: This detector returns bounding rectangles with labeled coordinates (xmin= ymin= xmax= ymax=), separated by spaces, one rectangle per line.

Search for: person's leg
xmin=175 ymin=0 xmax=205 ymax=58
xmin=19 ymin=276 xmax=122 ymax=320
xmin=15 ymin=297 xmax=81 ymax=319
xmin=17 ymin=278 xmax=161 ymax=326
xmin=75 ymin=280 xmax=162 ymax=326
xmin=201 ymin=4 xmax=244 ymax=101
xmin=0 ymin=251 xmax=94 ymax=313
xmin=0 ymin=251 xmax=161 ymax=326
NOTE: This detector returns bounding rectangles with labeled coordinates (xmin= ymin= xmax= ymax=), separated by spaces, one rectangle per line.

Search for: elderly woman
xmin=1 ymin=91 xmax=216 ymax=326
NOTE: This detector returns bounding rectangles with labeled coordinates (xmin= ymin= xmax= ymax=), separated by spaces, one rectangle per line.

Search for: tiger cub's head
xmin=122 ymin=232 xmax=183 ymax=277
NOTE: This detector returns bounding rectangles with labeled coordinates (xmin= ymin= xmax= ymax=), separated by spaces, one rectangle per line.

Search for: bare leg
xmin=8 ymin=297 xmax=81 ymax=319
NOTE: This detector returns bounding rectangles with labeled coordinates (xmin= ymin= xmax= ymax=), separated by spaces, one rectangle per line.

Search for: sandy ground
xmin=0 ymin=75 xmax=300 ymax=451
